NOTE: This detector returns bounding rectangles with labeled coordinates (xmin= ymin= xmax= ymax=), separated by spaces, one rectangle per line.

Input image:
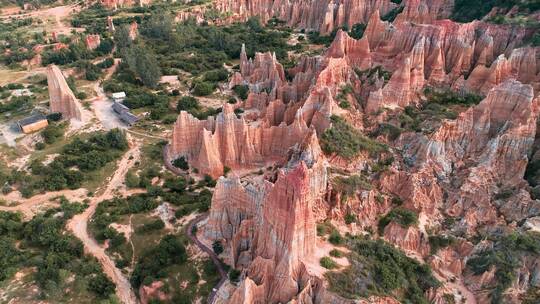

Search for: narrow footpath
xmin=186 ymin=214 xmax=228 ymax=304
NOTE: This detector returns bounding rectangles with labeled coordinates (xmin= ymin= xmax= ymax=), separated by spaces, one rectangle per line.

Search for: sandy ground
xmin=90 ymin=60 xmax=129 ymax=131
xmin=0 ymin=4 xmax=84 ymax=35
xmin=302 ymin=237 xmax=350 ymax=278
xmin=0 ymin=123 xmax=24 ymax=147
xmin=66 ymin=135 xmax=142 ymax=304
xmin=0 ymin=188 xmax=88 ymax=220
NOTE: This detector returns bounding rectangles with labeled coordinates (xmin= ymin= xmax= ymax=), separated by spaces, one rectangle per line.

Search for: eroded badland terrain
xmin=1 ymin=0 xmax=540 ymax=303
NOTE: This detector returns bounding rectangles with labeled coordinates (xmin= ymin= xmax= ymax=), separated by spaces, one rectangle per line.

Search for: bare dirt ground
xmin=0 ymin=4 xmax=83 ymax=35
xmin=66 ymin=135 xmax=142 ymax=304
xmin=90 ymin=60 xmax=129 ymax=130
xmin=0 ymin=188 xmax=87 ymax=220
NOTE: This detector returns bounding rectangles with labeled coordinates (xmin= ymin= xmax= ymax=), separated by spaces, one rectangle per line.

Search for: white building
xmin=111 ymin=92 xmax=126 ymax=102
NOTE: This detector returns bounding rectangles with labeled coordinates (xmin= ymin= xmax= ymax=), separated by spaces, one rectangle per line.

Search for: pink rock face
xmin=85 ymin=34 xmax=101 ymax=50
xmin=53 ymin=43 xmax=69 ymax=51
xmin=383 ymin=221 xmax=430 ymax=256
xmin=168 ymin=103 xmax=312 ymax=178
xmin=107 ymin=16 xmax=115 ymax=32
xmin=214 ymin=0 xmax=398 ymax=35
xmin=233 ymin=44 xmax=287 ymax=100
xmin=129 ymin=21 xmax=138 ymax=40
xmin=206 ymin=133 xmax=328 ymax=303
xmin=46 ymin=65 xmax=82 ymax=120
xmin=326 ymin=30 xmax=371 ymax=70
xmin=139 ymin=281 xmax=169 ymax=304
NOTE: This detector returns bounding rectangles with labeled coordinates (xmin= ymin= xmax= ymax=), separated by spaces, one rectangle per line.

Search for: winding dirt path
xmin=186 ymin=214 xmax=228 ymax=304
xmin=67 ymin=135 xmax=141 ymax=304
xmin=0 ymin=189 xmax=87 ymax=220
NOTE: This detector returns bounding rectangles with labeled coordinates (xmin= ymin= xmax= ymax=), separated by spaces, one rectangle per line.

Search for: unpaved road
xmin=67 ymin=135 xmax=141 ymax=304
xmin=91 ymin=59 xmax=128 ymax=130
xmin=187 ymin=214 xmax=228 ymax=304
xmin=0 ymin=188 xmax=87 ymax=220
xmin=0 ymin=4 xmax=83 ymax=35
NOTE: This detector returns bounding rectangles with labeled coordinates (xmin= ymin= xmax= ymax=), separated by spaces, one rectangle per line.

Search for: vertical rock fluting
xmin=46 ymin=65 xmax=82 ymax=120
xmin=168 ymin=104 xmax=312 ymax=178
xmin=214 ymin=0 xmax=397 ymax=35
xmin=206 ymin=131 xmax=328 ymax=303
xmin=390 ymin=80 xmax=540 ymax=233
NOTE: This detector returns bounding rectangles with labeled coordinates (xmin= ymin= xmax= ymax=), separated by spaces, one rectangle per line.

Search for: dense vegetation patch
xmin=378 ymin=207 xmax=418 ymax=233
xmin=451 ymin=0 xmax=540 ymax=23
xmin=0 ymin=200 xmax=116 ymax=301
xmin=466 ymin=231 xmax=540 ymax=303
xmin=321 ymin=115 xmax=387 ymax=159
xmin=3 ymin=129 xmax=128 ymax=197
xmin=326 ymin=237 xmax=439 ymax=303
xmin=136 ymin=15 xmax=295 ymax=76
xmin=131 ymin=234 xmax=187 ymax=288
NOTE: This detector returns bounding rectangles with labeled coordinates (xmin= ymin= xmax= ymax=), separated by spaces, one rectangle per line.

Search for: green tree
xmin=88 ymin=273 xmax=115 ymax=298
xmin=114 ymin=24 xmax=132 ymax=50
xmin=124 ymin=45 xmax=162 ymax=88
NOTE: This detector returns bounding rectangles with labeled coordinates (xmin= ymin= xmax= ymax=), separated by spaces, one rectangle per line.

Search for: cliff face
xmin=163 ymin=1 xmax=540 ymax=303
xmin=380 ymin=79 xmax=540 ymax=236
xmin=85 ymin=34 xmax=101 ymax=50
xmin=214 ymin=0 xmax=398 ymax=35
xmin=169 ymin=104 xmax=311 ymax=178
xmin=46 ymin=65 xmax=82 ymax=121
xmin=205 ymin=132 xmax=328 ymax=303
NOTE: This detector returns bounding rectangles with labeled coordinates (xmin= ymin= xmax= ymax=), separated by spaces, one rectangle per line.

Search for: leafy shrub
xmin=378 ymin=208 xmax=418 ymax=233
xmin=326 ymin=238 xmax=439 ymax=303
xmin=321 ymin=115 xmax=387 ymax=159
xmin=212 ymin=240 xmax=224 ymax=255
xmin=46 ymin=112 xmax=62 ymax=121
xmin=428 ymin=235 xmax=456 ymax=255
xmin=41 ymin=123 xmax=65 ymax=144
xmin=96 ymin=57 xmax=115 ymax=69
xmin=203 ymin=69 xmax=229 ymax=82
xmin=344 ymin=213 xmax=357 ymax=224
xmin=349 ymin=23 xmax=366 ymax=39
xmin=320 ymin=256 xmax=338 ymax=269
xmin=329 ymin=230 xmax=344 ymax=245
xmin=329 ymin=249 xmax=344 ymax=258
xmin=233 ymin=85 xmax=249 ymax=100
xmin=88 ymin=273 xmax=116 ymax=298
xmin=192 ymin=81 xmax=215 ymax=96
xmin=176 ymin=96 xmax=200 ymax=112
xmin=381 ymin=6 xmax=404 ymax=22
xmin=229 ymin=269 xmax=241 ymax=282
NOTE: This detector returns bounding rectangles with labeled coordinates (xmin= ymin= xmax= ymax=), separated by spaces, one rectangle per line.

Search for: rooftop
xmin=17 ymin=113 xmax=47 ymax=127
xmin=112 ymin=92 xmax=126 ymax=99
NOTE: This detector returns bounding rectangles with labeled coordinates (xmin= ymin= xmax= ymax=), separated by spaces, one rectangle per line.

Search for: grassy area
xmin=378 ymin=207 xmax=418 ymax=233
xmin=2 ymin=129 xmax=129 ymax=197
xmin=326 ymin=237 xmax=439 ymax=303
xmin=0 ymin=202 xmax=117 ymax=303
xmin=321 ymin=115 xmax=387 ymax=159
xmin=466 ymin=231 xmax=540 ymax=303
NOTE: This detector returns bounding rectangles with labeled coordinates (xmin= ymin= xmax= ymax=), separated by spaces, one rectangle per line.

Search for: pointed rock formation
xmin=214 ymin=0 xmax=398 ymax=35
xmin=46 ymin=65 xmax=82 ymax=120
xmin=168 ymin=104 xmax=312 ymax=178
xmin=326 ymin=29 xmax=372 ymax=70
xmin=205 ymin=131 xmax=328 ymax=303
xmin=85 ymin=34 xmax=101 ymax=50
